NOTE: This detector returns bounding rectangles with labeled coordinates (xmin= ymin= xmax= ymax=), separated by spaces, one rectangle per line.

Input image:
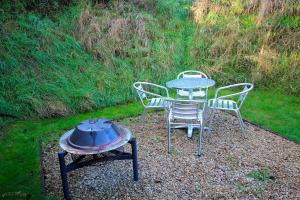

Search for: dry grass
xmin=74 ymin=9 xmax=104 ymax=59
xmin=192 ymin=0 xmax=299 ymax=24
xmin=35 ymin=100 xmax=70 ymax=118
xmin=73 ymin=2 xmax=150 ymax=66
xmin=190 ymin=0 xmax=300 ymax=91
xmin=191 ymin=0 xmax=210 ymax=23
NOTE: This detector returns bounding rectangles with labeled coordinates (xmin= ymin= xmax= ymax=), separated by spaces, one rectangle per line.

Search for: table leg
xmin=188 ymin=89 xmax=193 ymax=100
xmin=187 ymin=89 xmax=194 ymax=137
xmin=187 ymin=125 xmax=193 ymax=138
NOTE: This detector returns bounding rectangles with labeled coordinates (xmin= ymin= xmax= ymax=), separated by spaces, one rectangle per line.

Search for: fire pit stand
xmin=58 ymin=137 xmax=138 ymax=200
xmin=57 ymin=119 xmax=139 ymax=199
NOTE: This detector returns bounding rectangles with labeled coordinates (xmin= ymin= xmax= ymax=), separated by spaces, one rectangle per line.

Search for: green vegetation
xmin=0 ymin=0 xmax=194 ymax=119
xmin=242 ymin=168 xmax=271 ymax=197
xmin=1 ymin=0 xmax=299 ymax=119
xmin=242 ymin=90 xmax=300 ymax=142
xmin=247 ymin=169 xmax=270 ymax=182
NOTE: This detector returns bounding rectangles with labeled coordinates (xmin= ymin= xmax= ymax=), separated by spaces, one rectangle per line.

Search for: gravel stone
xmin=42 ymin=111 xmax=300 ymax=199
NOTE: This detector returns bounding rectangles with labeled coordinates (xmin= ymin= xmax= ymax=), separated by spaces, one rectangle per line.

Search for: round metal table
xmin=166 ymin=78 xmax=215 ymax=100
xmin=166 ymin=77 xmax=215 ymax=137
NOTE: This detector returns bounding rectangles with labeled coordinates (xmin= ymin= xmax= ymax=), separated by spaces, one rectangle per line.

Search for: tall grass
xmin=0 ymin=0 xmax=299 ymax=119
xmin=190 ymin=0 xmax=300 ymax=93
xmin=0 ymin=13 xmax=105 ymax=118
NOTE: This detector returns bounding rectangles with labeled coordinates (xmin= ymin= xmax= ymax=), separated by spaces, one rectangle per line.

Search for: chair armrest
xmin=137 ymin=82 xmax=169 ymax=97
xmin=165 ymin=98 xmax=207 ymax=104
xmin=151 ymin=83 xmax=169 ymax=97
xmin=135 ymin=88 xmax=164 ymax=98
xmin=214 ymin=83 xmax=253 ymax=99
xmin=216 ymin=92 xmax=244 ymax=100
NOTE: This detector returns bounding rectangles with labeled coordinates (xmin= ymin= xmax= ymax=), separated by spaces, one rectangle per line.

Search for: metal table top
xmin=166 ymin=78 xmax=215 ymax=90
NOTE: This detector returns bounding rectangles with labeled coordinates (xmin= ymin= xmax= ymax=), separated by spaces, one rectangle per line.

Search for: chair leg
xmin=208 ymin=108 xmax=215 ymax=133
xmin=197 ymin=119 xmax=203 ymax=156
xmin=141 ymin=108 xmax=147 ymax=122
xmin=236 ymin=110 xmax=245 ymax=131
xmin=168 ymin=121 xmax=171 ymax=153
xmin=187 ymin=125 xmax=193 ymax=138
xmin=163 ymin=109 xmax=169 ymax=129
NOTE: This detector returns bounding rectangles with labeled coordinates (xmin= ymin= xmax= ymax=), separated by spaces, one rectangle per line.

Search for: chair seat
xmin=146 ymin=98 xmax=165 ymax=108
xmin=208 ymin=99 xmax=238 ymax=110
xmin=170 ymin=103 xmax=203 ymax=120
xmin=177 ymin=89 xmax=206 ymax=97
xmin=171 ymin=110 xmax=203 ymax=120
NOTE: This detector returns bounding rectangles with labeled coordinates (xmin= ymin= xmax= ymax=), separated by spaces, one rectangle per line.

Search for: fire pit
xmin=58 ymin=119 xmax=138 ymax=200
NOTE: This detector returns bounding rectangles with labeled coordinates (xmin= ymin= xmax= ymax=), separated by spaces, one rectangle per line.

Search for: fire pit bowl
xmin=59 ymin=119 xmax=131 ymax=154
xmin=58 ymin=118 xmax=138 ymax=200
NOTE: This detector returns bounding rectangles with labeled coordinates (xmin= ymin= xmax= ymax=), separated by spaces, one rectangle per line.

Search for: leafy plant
xmin=247 ymin=169 xmax=270 ymax=182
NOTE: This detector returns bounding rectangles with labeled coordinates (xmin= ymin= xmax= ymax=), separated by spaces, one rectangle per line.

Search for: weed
xmin=151 ymin=136 xmax=162 ymax=143
xmin=194 ymin=181 xmax=201 ymax=193
xmin=246 ymin=168 xmax=271 ymax=197
xmin=235 ymin=182 xmax=248 ymax=193
xmin=169 ymin=147 xmax=182 ymax=156
xmin=247 ymin=169 xmax=270 ymax=182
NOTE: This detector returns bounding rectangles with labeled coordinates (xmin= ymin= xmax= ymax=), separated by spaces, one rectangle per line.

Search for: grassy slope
xmin=1 ymin=0 xmax=298 ymax=120
xmin=0 ymin=5 xmax=108 ymax=119
xmin=0 ymin=1 xmax=195 ymax=119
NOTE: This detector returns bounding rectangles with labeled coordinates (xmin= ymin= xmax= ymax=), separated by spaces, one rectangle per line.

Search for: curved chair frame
xmin=133 ymin=82 xmax=169 ymax=120
xmin=165 ymin=98 xmax=207 ymax=156
xmin=176 ymin=70 xmax=209 ymax=100
xmin=208 ymin=83 xmax=254 ymax=131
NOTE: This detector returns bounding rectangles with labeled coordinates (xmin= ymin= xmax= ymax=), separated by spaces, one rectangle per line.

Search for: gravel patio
xmin=42 ymin=111 xmax=300 ymax=199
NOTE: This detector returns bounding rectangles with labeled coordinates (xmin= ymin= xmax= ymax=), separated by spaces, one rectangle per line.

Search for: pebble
xmin=42 ymin=111 xmax=300 ymax=199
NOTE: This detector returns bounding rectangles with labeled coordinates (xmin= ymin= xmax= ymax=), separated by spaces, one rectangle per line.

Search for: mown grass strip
xmin=242 ymin=90 xmax=300 ymax=143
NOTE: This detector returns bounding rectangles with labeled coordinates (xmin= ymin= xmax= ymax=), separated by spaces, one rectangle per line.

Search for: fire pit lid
xmin=59 ymin=119 xmax=132 ymax=154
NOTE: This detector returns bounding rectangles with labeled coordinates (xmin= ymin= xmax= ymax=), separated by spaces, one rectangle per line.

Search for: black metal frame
xmin=58 ymin=138 xmax=138 ymax=200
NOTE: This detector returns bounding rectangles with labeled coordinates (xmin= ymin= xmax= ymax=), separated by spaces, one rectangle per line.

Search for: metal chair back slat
xmin=176 ymin=70 xmax=209 ymax=99
xmin=133 ymin=82 xmax=169 ymax=121
xmin=208 ymin=83 xmax=254 ymax=131
xmin=165 ymin=98 xmax=206 ymax=156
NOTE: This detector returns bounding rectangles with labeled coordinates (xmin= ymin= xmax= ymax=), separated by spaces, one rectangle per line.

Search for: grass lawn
xmin=0 ymin=89 xmax=299 ymax=199
xmin=242 ymin=90 xmax=300 ymax=142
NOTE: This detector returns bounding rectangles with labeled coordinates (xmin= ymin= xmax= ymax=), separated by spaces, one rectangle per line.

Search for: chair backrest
xmin=177 ymin=70 xmax=208 ymax=79
xmin=176 ymin=70 xmax=209 ymax=99
xmin=215 ymin=83 xmax=254 ymax=109
xmin=166 ymin=99 xmax=206 ymax=120
xmin=236 ymin=83 xmax=254 ymax=107
xmin=133 ymin=82 xmax=169 ymax=107
xmin=133 ymin=82 xmax=147 ymax=100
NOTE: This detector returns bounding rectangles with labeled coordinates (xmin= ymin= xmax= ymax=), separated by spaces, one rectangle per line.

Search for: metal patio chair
xmin=165 ymin=98 xmax=206 ymax=156
xmin=133 ymin=82 xmax=169 ymax=120
xmin=208 ymin=83 xmax=254 ymax=131
xmin=177 ymin=70 xmax=209 ymax=99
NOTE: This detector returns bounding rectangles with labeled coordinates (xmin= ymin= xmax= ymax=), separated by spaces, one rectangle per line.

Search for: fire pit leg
xmin=58 ymin=151 xmax=72 ymax=200
xmin=129 ymin=138 xmax=139 ymax=181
